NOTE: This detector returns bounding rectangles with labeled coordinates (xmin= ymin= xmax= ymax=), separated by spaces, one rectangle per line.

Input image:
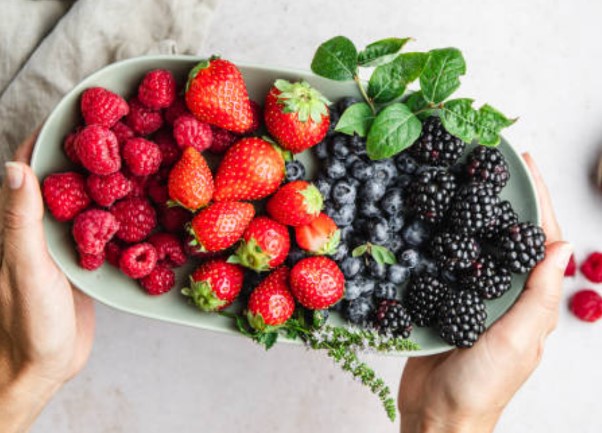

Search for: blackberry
xmin=407 ymin=167 xmax=457 ymax=224
xmin=374 ymin=300 xmax=413 ymax=338
xmin=460 ymin=254 xmax=512 ymax=299
xmin=497 ymin=222 xmax=546 ymax=273
xmin=404 ymin=274 xmax=449 ymax=326
xmin=482 ymin=200 xmax=519 ymax=240
xmin=410 ymin=116 xmax=465 ymax=166
xmin=438 ymin=289 xmax=487 ymax=348
xmin=345 ymin=297 xmax=374 ymax=325
xmin=430 ymin=232 xmax=480 ymax=273
xmin=448 ymin=183 xmax=501 ymax=235
xmin=465 ymin=146 xmax=510 ymax=193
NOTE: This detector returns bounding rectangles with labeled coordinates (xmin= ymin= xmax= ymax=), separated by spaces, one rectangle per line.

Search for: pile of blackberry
xmin=307 ymin=97 xmax=546 ymax=348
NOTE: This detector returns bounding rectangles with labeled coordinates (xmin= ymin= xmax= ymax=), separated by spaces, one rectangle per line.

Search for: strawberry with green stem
xmin=266 ymin=180 xmax=323 ymax=227
xmin=182 ymin=259 xmax=244 ymax=311
xmin=295 ymin=213 xmax=340 ymax=256
xmin=246 ymin=267 xmax=295 ymax=331
xmin=290 ymin=256 xmax=345 ymax=310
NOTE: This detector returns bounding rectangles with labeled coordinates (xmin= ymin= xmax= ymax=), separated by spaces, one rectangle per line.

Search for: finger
xmin=522 ymin=153 xmax=562 ymax=243
xmin=13 ymin=127 xmax=41 ymax=163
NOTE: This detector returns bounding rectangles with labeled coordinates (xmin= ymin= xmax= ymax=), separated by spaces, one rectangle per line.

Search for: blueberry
xmin=368 ymin=260 xmax=387 ymax=280
xmin=331 ymin=242 xmax=349 ymax=262
xmin=358 ymin=200 xmax=381 ymax=218
xmin=344 ymin=277 xmax=375 ymax=300
xmin=388 ymin=213 xmax=405 ymax=232
xmin=327 ymin=108 xmax=340 ymax=137
xmin=330 ymin=135 xmax=350 ymax=159
xmin=314 ymin=141 xmax=329 ymax=160
xmin=387 ymin=264 xmax=411 ymax=284
xmin=340 ymin=256 xmax=364 ymax=279
xmin=344 ymin=297 xmax=374 ymax=324
xmin=399 ymin=249 xmax=420 ymax=268
xmin=381 ymin=189 xmax=404 ymax=216
xmin=314 ymin=176 xmax=332 ymax=200
xmin=338 ymin=96 xmax=362 ymax=113
xmin=332 ymin=180 xmax=357 ymax=206
xmin=368 ymin=217 xmax=389 ymax=244
xmin=285 ymin=160 xmax=306 ymax=182
xmin=325 ymin=158 xmax=346 ymax=180
xmin=395 ymin=154 xmax=419 ymax=174
xmin=344 ymin=154 xmax=361 ymax=169
xmin=339 ymin=225 xmax=355 ymax=243
xmin=360 ymin=179 xmax=387 ymax=202
xmin=286 ymin=245 xmax=306 ymax=266
xmin=385 ymin=236 xmax=404 ymax=254
xmin=347 ymin=135 xmax=367 ymax=155
xmin=373 ymin=160 xmax=398 ymax=187
xmin=374 ymin=282 xmax=398 ymax=300
xmin=415 ymin=258 xmax=438 ymax=276
xmin=402 ymin=220 xmax=431 ymax=247
xmin=323 ymin=200 xmax=338 ymax=218
xmin=330 ymin=203 xmax=356 ymax=227
xmin=395 ymin=174 xmax=413 ymax=189
xmin=350 ymin=159 xmax=375 ymax=181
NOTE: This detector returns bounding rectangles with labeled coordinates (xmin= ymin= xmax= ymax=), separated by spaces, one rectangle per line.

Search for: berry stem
xmin=354 ymin=75 xmax=376 ymax=115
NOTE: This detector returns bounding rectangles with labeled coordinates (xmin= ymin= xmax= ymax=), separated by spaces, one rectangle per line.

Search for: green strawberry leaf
xmin=352 ymin=244 xmax=369 ymax=257
xmin=357 ymin=37 xmax=412 ymax=67
xmin=420 ymin=48 xmax=466 ymax=104
xmin=311 ymin=36 xmax=358 ymax=81
xmin=366 ymin=103 xmax=422 ymax=160
xmin=335 ymin=102 xmax=374 ymax=137
xmin=368 ymin=52 xmax=428 ymax=104
xmin=370 ymin=245 xmax=397 ymax=265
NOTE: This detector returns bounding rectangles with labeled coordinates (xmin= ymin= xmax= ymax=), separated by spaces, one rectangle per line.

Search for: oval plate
xmin=31 ymin=55 xmax=540 ymax=356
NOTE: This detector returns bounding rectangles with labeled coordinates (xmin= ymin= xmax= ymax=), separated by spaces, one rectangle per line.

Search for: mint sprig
xmin=310 ymin=35 xmax=515 ymax=159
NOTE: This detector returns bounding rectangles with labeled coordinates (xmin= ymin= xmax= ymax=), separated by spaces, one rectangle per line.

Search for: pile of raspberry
xmin=42 ymin=69 xmax=260 ymax=295
xmin=566 ymin=252 xmax=602 ymax=322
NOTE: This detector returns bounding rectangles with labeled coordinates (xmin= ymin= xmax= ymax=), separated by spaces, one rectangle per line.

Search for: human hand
xmin=0 ymin=133 xmax=95 ymax=433
xmin=398 ymin=154 xmax=572 ymax=433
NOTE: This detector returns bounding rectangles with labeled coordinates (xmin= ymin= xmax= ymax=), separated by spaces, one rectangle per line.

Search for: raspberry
xmin=111 ymin=121 xmax=135 ymax=148
xmin=148 ymin=232 xmax=187 ymax=267
xmin=72 ymin=209 xmax=119 ymax=255
xmin=125 ymin=173 xmax=148 ymax=198
xmin=209 ymin=126 xmax=238 ymax=154
xmin=43 ymin=172 xmax=91 ymax=221
xmin=122 ymin=138 xmax=162 ymax=176
xmin=126 ymin=97 xmax=163 ymax=136
xmin=570 ymin=289 xmax=602 ymax=322
xmin=86 ymin=172 xmax=132 ymax=207
xmin=581 ymin=252 xmax=602 ymax=283
xmin=139 ymin=264 xmax=176 ymax=295
xmin=105 ymin=240 xmax=123 ymax=267
xmin=153 ymin=129 xmax=181 ymax=167
xmin=138 ymin=69 xmax=176 ymax=110
xmin=246 ymin=100 xmax=262 ymax=133
xmin=164 ymin=96 xmax=189 ymax=125
xmin=173 ymin=114 xmax=213 ymax=152
xmin=119 ymin=243 xmax=158 ymax=279
xmin=147 ymin=176 xmax=168 ymax=205
xmin=63 ymin=131 xmax=81 ymax=164
xmin=75 ymin=125 xmax=121 ymax=175
xmin=81 ymin=87 xmax=129 ymax=128
xmin=158 ymin=204 xmax=190 ymax=233
xmin=565 ymin=253 xmax=577 ymax=277
xmin=79 ymin=251 xmax=105 ymax=270
xmin=110 ymin=197 xmax=157 ymax=243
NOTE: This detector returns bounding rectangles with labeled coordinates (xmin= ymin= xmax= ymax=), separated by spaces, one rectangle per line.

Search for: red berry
xmin=75 ymin=125 xmax=121 ymax=175
xmin=247 ymin=267 xmax=295 ymax=329
xmin=208 ymin=126 xmax=238 ymax=154
xmin=138 ymin=69 xmax=176 ymax=110
xmin=158 ymin=204 xmax=191 ymax=234
xmin=147 ymin=175 xmax=169 ymax=205
xmin=290 ymin=256 xmax=344 ymax=310
xmin=167 ymin=147 xmax=214 ymax=211
xmin=126 ymin=97 xmax=163 ymax=135
xmin=295 ymin=213 xmax=340 ymax=255
xmin=72 ymin=209 xmax=120 ymax=255
xmin=266 ymin=180 xmax=323 ymax=227
xmin=119 ymin=243 xmax=158 ymax=279
xmin=124 ymin=172 xmax=148 ymax=198
xmin=570 ymin=289 xmax=602 ymax=322
xmin=153 ymin=128 xmax=182 ymax=167
xmin=231 ymin=216 xmax=290 ymax=271
xmin=122 ymin=137 xmax=162 ymax=176
xmin=86 ymin=172 xmax=132 ymax=207
xmin=79 ymin=251 xmax=105 ymax=270
xmin=164 ymin=96 xmax=189 ymax=126
xmin=105 ymin=240 xmax=123 ymax=267
xmin=182 ymin=259 xmax=244 ymax=311
xmin=63 ymin=131 xmax=81 ymax=164
xmin=173 ymin=114 xmax=213 ymax=152
xmin=43 ymin=172 xmax=91 ymax=221
xmin=581 ymin=252 xmax=602 ymax=283
xmin=81 ymin=87 xmax=129 ymax=128
xmin=565 ymin=253 xmax=577 ymax=277
xmin=140 ymin=264 xmax=176 ymax=295
xmin=110 ymin=197 xmax=157 ymax=243
xmin=148 ymin=232 xmax=187 ymax=267
xmin=111 ymin=121 xmax=135 ymax=148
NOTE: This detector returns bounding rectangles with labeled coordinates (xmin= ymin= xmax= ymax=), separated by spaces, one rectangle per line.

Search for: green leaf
xmin=420 ymin=48 xmax=466 ymax=104
xmin=311 ymin=36 xmax=358 ymax=81
xmin=352 ymin=244 xmax=368 ymax=257
xmin=476 ymin=104 xmax=516 ymax=146
xmin=335 ymin=103 xmax=374 ymax=137
xmin=357 ymin=37 xmax=411 ymax=67
xmin=370 ymin=245 xmax=397 ymax=265
xmin=256 ymin=332 xmax=278 ymax=350
xmin=368 ymin=52 xmax=428 ymax=103
xmin=403 ymin=91 xmax=435 ymax=120
xmin=366 ymin=103 xmax=422 ymax=160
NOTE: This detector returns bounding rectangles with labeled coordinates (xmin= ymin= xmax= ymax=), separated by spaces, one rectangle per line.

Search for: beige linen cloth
xmin=0 ymin=0 xmax=219 ymax=165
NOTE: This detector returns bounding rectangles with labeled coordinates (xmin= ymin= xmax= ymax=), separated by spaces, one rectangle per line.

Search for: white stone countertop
xmin=34 ymin=1 xmax=602 ymax=432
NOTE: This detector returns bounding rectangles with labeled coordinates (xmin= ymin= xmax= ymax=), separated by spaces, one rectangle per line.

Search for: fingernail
xmin=554 ymin=243 xmax=573 ymax=270
xmin=5 ymin=162 xmax=24 ymax=190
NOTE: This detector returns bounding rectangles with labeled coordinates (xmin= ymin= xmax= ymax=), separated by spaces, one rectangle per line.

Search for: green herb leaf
xmin=352 ymin=244 xmax=368 ymax=257
xmin=420 ymin=48 xmax=466 ymax=104
xmin=370 ymin=245 xmax=397 ymax=265
xmin=368 ymin=52 xmax=428 ymax=104
xmin=335 ymin=102 xmax=374 ymax=137
xmin=256 ymin=331 xmax=278 ymax=350
xmin=357 ymin=37 xmax=411 ymax=67
xmin=311 ymin=36 xmax=358 ymax=81
xmin=366 ymin=103 xmax=422 ymax=160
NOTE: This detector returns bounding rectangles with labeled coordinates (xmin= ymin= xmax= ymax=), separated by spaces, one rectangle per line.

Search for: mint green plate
xmin=31 ymin=55 xmax=540 ymax=356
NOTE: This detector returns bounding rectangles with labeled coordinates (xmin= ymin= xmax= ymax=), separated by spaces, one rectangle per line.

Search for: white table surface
xmin=33 ymin=1 xmax=602 ymax=432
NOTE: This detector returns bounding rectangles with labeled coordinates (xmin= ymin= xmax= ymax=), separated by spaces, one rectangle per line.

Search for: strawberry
xmin=185 ymin=58 xmax=253 ymax=133
xmin=290 ymin=257 xmax=344 ymax=310
xmin=182 ymin=259 xmax=244 ymax=311
xmin=229 ymin=217 xmax=290 ymax=271
xmin=213 ymin=137 xmax=286 ymax=202
xmin=266 ymin=180 xmax=323 ymax=226
xmin=295 ymin=213 xmax=340 ymax=256
xmin=263 ymin=79 xmax=330 ymax=153
xmin=188 ymin=201 xmax=255 ymax=252
xmin=247 ymin=267 xmax=295 ymax=330
xmin=167 ymin=147 xmax=214 ymax=211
